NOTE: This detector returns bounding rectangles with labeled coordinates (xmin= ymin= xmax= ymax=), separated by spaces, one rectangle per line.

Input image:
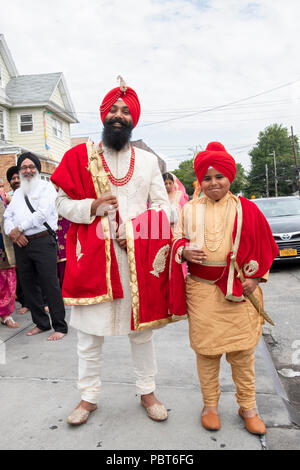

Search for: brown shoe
xmin=201 ymin=408 xmax=221 ymax=431
xmin=67 ymin=402 xmax=97 ymax=426
xmin=238 ymin=408 xmax=266 ymax=435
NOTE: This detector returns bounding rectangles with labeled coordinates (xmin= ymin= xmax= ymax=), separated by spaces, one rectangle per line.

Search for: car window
xmin=253 ymin=198 xmax=300 ymax=217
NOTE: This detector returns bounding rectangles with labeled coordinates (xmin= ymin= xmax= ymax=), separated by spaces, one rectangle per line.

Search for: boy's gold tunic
xmin=175 ymin=192 xmax=266 ymax=356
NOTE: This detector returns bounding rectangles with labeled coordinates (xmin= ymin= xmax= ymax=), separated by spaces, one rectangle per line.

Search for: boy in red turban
xmin=172 ymin=142 xmax=278 ymax=435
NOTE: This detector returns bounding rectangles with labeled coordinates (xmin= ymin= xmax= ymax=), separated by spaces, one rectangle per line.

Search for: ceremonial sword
xmin=230 ymin=255 xmax=275 ymax=326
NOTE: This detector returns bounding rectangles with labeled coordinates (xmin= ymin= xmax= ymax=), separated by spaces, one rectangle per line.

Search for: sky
xmin=1 ymin=0 xmax=300 ymax=171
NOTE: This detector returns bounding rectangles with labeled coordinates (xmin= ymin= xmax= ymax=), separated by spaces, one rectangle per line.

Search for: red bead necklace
xmin=98 ymin=143 xmax=135 ymax=186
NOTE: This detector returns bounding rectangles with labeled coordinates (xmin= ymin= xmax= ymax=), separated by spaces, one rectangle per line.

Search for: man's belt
xmin=188 ymin=262 xmax=226 ymax=283
xmin=26 ymin=230 xmax=49 ymax=240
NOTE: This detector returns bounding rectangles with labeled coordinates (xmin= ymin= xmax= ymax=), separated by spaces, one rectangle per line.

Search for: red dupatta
xmin=51 ymin=142 xmax=123 ymax=305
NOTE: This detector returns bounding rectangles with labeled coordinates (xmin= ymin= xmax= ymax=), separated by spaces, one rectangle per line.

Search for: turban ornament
xmin=100 ymin=76 xmax=141 ymax=128
xmin=194 ymin=142 xmax=236 ymax=184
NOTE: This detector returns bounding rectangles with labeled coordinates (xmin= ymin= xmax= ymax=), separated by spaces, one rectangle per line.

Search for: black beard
xmin=102 ymin=119 xmax=133 ymax=151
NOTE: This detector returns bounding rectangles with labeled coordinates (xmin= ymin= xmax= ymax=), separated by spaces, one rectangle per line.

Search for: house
xmin=0 ymin=34 xmax=78 ymax=191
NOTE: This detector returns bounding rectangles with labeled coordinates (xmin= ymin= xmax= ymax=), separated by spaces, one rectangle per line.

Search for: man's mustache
xmin=105 ymin=118 xmax=131 ymax=128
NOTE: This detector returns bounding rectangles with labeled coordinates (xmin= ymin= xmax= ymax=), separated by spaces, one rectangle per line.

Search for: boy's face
xmin=201 ymin=167 xmax=230 ymax=201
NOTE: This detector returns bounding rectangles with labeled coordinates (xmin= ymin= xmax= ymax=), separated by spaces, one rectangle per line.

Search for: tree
xmin=173 ymin=158 xmax=195 ymax=196
xmin=230 ymin=162 xmax=248 ymax=195
xmin=245 ymin=124 xmax=300 ymax=198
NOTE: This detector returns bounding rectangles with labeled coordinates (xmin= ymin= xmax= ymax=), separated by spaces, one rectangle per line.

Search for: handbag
xmin=24 ymin=195 xmax=58 ymax=244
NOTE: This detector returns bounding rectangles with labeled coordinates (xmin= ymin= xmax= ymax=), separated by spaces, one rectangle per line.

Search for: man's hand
xmin=15 ymin=233 xmax=28 ymax=247
xmin=182 ymin=244 xmax=207 ymax=264
xmin=9 ymin=227 xmax=23 ymax=243
xmin=9 ymin=228 xmax=28 ymax=247
xmin=91 ymin=194 xmax=118 ymax=217
xmin=242 ymin=278 xmax=259 ymax=296
xmin=116 ymin=224 xmax=127 ymax=251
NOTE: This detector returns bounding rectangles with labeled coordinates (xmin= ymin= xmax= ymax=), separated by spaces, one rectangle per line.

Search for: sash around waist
xmin=188 ymin=262 xmax=226 ymax=283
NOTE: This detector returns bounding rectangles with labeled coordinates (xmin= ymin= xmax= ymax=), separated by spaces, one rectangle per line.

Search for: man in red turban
xmin=51 ymin=77 xmax=173 ymax=426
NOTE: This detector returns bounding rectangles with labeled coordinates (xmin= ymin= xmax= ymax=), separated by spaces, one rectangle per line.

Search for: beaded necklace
xmin=98 ymin=143 xmax=135 ymax=186
xmin=204 ymin=199 xmax=231 ymax=252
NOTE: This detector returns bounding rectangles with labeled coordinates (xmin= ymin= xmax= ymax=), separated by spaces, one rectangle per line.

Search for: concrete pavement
xmin=0 ymin=302 xmax=299 ymax=450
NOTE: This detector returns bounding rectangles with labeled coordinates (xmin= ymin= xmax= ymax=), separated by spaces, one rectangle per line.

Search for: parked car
xmin=251 ymin=196 xmax=300 ymax=261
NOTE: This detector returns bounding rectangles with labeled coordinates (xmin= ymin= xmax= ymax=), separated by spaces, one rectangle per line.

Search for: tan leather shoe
xmin=238 ymin=408 xmax=266 ymax=435
xmin=201 ymin=409 xmax=221 ymax=431
xmin=142 ymin=402 xmax=168 ymax=422
xmin=67 ymin=403 xmax=97 ymax=426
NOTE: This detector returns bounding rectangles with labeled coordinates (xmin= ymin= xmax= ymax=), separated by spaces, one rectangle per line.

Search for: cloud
xmin=1 ymin=0 xmax=300 ymax=170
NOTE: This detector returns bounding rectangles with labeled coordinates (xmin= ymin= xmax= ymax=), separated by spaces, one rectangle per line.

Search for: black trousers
xmin=14 ymin=234 xmax=68 ymax=333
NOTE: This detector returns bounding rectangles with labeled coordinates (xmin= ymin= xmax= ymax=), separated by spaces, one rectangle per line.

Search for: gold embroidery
xmin=126 ymin=219 xmax=140 ymax=330
xmin=86 ymin=142 xmax=113 ymax=303
xmin=76 ymin=237 xmax=83 ymax=262
xmin=243 ymin=260 xmax=259 ymax=277
xmin=175 ymin=245 xmax=184 ymax=264
xmin=150 ymin=244 xmax=170 ymax=278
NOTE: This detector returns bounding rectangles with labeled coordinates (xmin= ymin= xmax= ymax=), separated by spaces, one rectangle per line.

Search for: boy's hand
xmin=242 ymin=278 xmax=259 ymax=296
xmin=182 ymin=244 xmax=207 ymax=264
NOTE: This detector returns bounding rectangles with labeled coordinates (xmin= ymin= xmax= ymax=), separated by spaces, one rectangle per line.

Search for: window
xmin=19 ymin=113 xmax=34 ymax=133
xmin=0 ymin=109 xmax=5 ymax=140
xmin=52 ymin=118 xmax=63 ymax=140
xmin=41 ymin=173 xmax=51 ymax=182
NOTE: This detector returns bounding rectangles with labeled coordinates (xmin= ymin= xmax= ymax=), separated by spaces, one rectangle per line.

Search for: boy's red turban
xmin=100 ymin=81 xmax=141 ymax=128
xmin=194 ymin=142 xmax=236 ymax=183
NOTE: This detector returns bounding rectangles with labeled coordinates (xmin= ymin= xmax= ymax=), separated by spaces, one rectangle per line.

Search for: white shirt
xmin=4 ymin=179 xmax=58 ymax=236
xmin=55 ymin=144 xmax=170 ymax=336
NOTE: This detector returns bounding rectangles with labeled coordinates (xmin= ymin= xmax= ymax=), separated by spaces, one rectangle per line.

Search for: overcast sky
xmin=1 ymin=0 xmax=300 ymax=170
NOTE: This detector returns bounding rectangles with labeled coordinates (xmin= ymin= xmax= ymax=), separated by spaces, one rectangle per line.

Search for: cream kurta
xmin=56 ymin=144 xmax=170 ymax=336
xmin=175 ymin=192 xmax=265 ymax=355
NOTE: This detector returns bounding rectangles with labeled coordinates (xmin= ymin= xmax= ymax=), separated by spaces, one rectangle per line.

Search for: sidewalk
xmin=0 ymin=307 xmax=298 ymax=450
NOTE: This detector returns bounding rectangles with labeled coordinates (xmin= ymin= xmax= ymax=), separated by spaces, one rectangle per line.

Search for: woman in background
xmin=163 ymin=172 xmax=189 ymax=233
xmin=0 ymin=188 xmax=19 ymax=328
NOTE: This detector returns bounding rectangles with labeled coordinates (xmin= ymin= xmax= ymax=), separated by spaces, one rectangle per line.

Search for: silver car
xmin=252 ymin=196 xmax=300 ymax=261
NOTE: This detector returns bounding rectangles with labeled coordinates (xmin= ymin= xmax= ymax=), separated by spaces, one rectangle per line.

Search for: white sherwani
xmin=56 ymin=144 xmax=170 ymax=337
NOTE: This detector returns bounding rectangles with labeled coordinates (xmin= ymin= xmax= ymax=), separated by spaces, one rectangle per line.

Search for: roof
xmin=6 ymin=73 xmax=62 ymax=103
xmin=132 ymin=139 xmax=166 ymax=173
xmin=5 ymin=72 xmax=78 ymax=123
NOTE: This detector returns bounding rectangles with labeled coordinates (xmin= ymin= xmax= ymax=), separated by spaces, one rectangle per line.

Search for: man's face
xmin=201 ymin=167 xmax=230 ymax=201
xmin=105 ymin=100 xmax=133 ymax=128
xmin=19 ymin=158 xmax=37 ymax=179
xmin=102 ymin=100 xmax=134 ymax=151
xmin=10 ymin=173 xmax=20 ymax=191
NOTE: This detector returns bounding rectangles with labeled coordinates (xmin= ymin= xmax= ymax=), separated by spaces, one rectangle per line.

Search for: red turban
xmin=100 ymin=84 xmax=141 ymax=128
xmin=194 ymin=142 xmax=236 ymax=183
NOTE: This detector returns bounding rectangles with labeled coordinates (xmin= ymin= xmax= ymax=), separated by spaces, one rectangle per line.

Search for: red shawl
xmin=180 ymin=196 xmax=278 ymax=301
xmin=50 ymin=143 xmax=123 ymax=305
xmin=126 ymin=209 xmax=187 ymax=331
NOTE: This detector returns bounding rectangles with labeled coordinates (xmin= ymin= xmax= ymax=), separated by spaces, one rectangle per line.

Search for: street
xmin=0 ymin=262 xmax=299 ymax=451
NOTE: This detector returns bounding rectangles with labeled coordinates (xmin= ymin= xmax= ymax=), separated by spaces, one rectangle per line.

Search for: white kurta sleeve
xmin=148 ymin=157 xmax=171 ymax=219
xmin=55 ymin=188 xmax=96 ymax=224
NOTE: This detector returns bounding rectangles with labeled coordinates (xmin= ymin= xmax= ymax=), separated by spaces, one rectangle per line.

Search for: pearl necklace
xmin=98 ymin=143 xmax=135 ymax=186
xmin=204 ymin=199 xmax=230 ymax=252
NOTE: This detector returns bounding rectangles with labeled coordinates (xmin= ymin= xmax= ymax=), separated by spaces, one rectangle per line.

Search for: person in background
xmin=163 ymin=172 xmax=188 ymax=233
xmin=0 ymin=188 xmax=19 ymax=329
xmin=56 ymin=216 xmax=71 ymax=289
xmin=4 ymin=152 xmax=68 ymax=341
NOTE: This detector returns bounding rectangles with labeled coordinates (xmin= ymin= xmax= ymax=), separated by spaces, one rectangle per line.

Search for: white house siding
xmin=45 ymin=110 xmax=71 ymax=162
xmin=51 ymin=84 xmax=65 ymax=109
xmin=10 ymin=108 xmax=47 ymax=156
xmin=0 ymin=53 xmax=11 ymax=88
xmin=0 ymin=107 xmax=12 ymax=142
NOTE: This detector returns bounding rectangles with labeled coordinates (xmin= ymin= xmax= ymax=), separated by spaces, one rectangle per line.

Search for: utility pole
xmin=273 ymin=150 xmax=278 ymax=197
xmin=291 ymin=126 xmax=300 ymax=196
xmin=265 ymin=164 xmax=269 ymax=197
